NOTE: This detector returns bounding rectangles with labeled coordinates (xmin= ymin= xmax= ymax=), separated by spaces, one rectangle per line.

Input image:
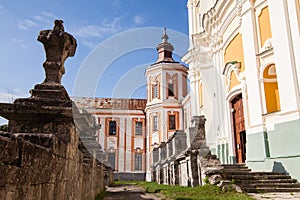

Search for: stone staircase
xmin=221 ymin=164 xmax=300 ymax=193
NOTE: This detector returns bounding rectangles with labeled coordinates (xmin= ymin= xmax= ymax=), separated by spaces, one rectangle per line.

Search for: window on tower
xmin=109 ymin=120 xmax=117 ymax=135
xmin=153 ymin=84 xmax=158 ymax=99
xmin=169 ymin=114 xmax=176 ymax=130
xmin=135 ymin=121 xmax=143 ymax=136
xmin=168 ymin=83 xmax=174 ymax=97
xmin=153 ymin=116 xmax=158 ymax=131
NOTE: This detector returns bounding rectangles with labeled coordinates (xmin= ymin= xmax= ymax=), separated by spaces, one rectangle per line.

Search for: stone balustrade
xmin=150 ymin=115 xmax=223 ymax=187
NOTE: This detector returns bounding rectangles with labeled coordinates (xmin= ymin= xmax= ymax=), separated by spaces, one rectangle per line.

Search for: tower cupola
xmin=155 ymin=28 xmax=176 ymax=63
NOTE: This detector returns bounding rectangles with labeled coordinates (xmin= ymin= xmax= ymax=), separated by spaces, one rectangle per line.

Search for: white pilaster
xmin=268 ymin=0 xmax=300 ymax=113
xmin=241 ymin=1 xmax=264 ymax=129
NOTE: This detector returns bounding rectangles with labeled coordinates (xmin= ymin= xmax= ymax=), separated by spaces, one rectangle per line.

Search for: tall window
xmin=168 ymin=83 xmax=174 ymax=97
xmin=135 ymin=121 xmax=143 ymax=136
xmin=135 ymin=153 xmax=142 ymax=170
xmin=109 ymin=120 xmax=117 ymax=135
xmin=153 ymin=84 xmax=158 ymax=98
xmin=263 ymin=64 xmax=281 ymax=113
xmin=169 ymin=115 xmax=176 ymax=130
xmin=108 ymin=152 xmax=116 ymax=170
xmin=184 ymin=110 xmax=187 ymax=129
xmin=153 ymin=116 xmax=158 ymax=131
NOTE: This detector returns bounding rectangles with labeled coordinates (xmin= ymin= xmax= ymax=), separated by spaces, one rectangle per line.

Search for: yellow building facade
xmin=182 ymin=0 xmax=300 ymax=181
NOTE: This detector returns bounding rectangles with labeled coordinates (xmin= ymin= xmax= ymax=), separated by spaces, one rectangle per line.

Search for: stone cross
xmin=38 ymin=20 xmax=77 ymax=84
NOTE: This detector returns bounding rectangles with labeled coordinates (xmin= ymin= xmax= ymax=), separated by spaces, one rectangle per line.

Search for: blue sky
xmin=0 ymin=0 xmax=189 ymax=124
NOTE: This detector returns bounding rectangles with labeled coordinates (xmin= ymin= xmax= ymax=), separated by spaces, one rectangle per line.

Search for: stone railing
xmin=150 ymin=116 xmax=223 ymax=187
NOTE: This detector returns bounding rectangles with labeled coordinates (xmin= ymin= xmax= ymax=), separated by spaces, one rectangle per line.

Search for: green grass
xmin=94 ymin=190 xmax=107 ymax=200
xmin=112 ymin=181 xmax=254 ymax=200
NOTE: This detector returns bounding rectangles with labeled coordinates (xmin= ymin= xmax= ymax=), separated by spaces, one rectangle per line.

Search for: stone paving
xmin=104 ymin=184 xmax=163 ymax=200
xmin=249 ymin=192 xmax=300 ymax=200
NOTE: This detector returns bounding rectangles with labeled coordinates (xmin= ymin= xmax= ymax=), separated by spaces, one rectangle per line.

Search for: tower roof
xmin=155 ymin=28 xmax=176 ymax=63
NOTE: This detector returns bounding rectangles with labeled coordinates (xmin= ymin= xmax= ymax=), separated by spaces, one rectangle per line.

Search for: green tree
xmin=0 ymin=124 xmax=8 ymax=131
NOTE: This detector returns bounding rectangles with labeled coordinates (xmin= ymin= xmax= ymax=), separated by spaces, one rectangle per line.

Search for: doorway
xmin=231 ymin=94 xmax=246 ymax=163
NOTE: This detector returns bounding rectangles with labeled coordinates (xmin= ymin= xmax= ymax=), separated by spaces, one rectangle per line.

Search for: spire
xmin=155 ymin=27 xmax=175 ymax=63
xmin=161 ymin=27 xmax=169 ymax=43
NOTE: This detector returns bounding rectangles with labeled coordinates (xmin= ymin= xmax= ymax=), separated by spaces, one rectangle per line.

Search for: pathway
xmin=103 ymin=184 xmax=163 ymax=200
xmin=103 ymin=184 xmax=300 ymax=200
xmin=249 ymin=192 xmax=300 ymax=200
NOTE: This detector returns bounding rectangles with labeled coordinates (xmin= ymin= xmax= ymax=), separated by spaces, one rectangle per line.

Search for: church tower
xmin=145 ymin=28 xmax=188 ymax=180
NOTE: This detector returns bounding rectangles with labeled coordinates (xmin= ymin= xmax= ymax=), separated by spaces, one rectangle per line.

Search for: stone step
xmin=221 ymin=164 xmax=246 ymax=168
xmin=244 ymin=187 xmax=300 ymax=193
xmin=218 ymin=164 xmax=300 ymax=193
xmin=225 ymin=171 xmax=286 ymax=176
xmin=223 ymin=168 xmax=251 ymax=172
xmin=221 ymin=164 xmax=249 ymax=170
xmin=241 ymin=183 xmax=300 ymax=189
xmin=225 ymin=174 xmax=291 ymax=180
xmin=236 ymin=178 xmax=298 ymax=184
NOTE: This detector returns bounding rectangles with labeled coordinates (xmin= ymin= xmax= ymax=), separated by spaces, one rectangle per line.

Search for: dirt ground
xmin=103 ymin=184 xmax=165 ymax=200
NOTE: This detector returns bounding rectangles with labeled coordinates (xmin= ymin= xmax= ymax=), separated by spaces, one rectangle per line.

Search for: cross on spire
xmin=161 ymin=27 xmax=169 ymax=43
xmin=155 ymin=27 xmax=175 ymax=63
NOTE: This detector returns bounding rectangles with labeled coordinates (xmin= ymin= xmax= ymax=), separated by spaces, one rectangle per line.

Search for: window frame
xmin=153 ymin=116 xmax=158 ymax=131
xmin=135 ymin=121 xmax=143 ymax=136
xmin=168 ymin=83 xmax=174 ymax=97
xmin=169 ymin=114 xmax=176 ymax=130
xmin=109 ymin=120 xmax=117 ymax=135
xmin=153 ymin=84 xmax=158 ymax=99
xmin=134 ymin=153 xmax=143 ymax=171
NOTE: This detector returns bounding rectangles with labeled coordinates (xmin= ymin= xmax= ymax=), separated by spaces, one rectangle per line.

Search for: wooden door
xmin=231 ymin=94 xmax=246 ymax=163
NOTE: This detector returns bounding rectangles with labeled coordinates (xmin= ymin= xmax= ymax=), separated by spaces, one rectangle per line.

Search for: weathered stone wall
xmin=0 ymin=128 xmax=112 ymax=200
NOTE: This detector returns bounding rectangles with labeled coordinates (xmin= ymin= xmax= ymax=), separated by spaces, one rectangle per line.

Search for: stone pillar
xmin=174 ymin=130 xmax=187 ymax=155
xmin=174 ymin=160 xmax=180 ymax=185
xmin=152 ymin=169 xmax=156 ymax=182
xmin=160 ymin=142 xmax=166 ymax=161
xmin=153 ymin=147 xmax=159 ymax=164
xmin=159 ymin=166 xmax=163 ymax=184
xmin=190 ymin=153 xmax=199 ymax=186
xmin=0 ymin=20 xmax=77 ymax=141
xmin=37 ymin=20 xmax=77 ymax=84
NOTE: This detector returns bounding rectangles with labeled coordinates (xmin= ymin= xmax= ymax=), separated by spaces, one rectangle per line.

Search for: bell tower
xmin=145 ymin=28 xmax=188 ymax=181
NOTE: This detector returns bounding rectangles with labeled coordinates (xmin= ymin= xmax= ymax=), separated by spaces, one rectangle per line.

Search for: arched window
xmin=263 ymin=64 xmax=281 ymax=113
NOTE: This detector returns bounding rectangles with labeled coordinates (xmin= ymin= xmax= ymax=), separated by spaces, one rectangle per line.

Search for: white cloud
xmin=108 ymin=0 xmax=120 ymax=8
xmin=134 ymin=15 xmax=145 ymax=25
xmin=42 ymin=11 xmax=58 ymax=19
xmin=73 ymin=24 xmax=103 ymax=38
xmin=11 ymin=38 xmax=27 ymax=48
xmin=34 ymin=15 xmax=51 ymax=24
xmin=81 ymin=40 xmax=98 ymax=49
xmin=0 ymin=89 xmax=28 ymax=103
xmin=17 ymin=19 xmax=37 ymax=30
xmin=17 ymin=11 xmax=57 ymax=31
xmin=72 ymin=17 xmax=124 ymax=38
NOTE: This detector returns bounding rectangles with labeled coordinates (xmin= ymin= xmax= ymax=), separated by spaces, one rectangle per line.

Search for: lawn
xmin=113 ymin=181 xmax=255 ymax=200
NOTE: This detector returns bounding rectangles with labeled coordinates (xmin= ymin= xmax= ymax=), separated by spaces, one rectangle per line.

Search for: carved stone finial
xmin=38 ymin=20 xmax=77 ymax=84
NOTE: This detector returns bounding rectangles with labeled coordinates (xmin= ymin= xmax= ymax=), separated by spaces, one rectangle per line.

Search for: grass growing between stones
xmin=113 ymin=181 xmax=254 ymax=200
